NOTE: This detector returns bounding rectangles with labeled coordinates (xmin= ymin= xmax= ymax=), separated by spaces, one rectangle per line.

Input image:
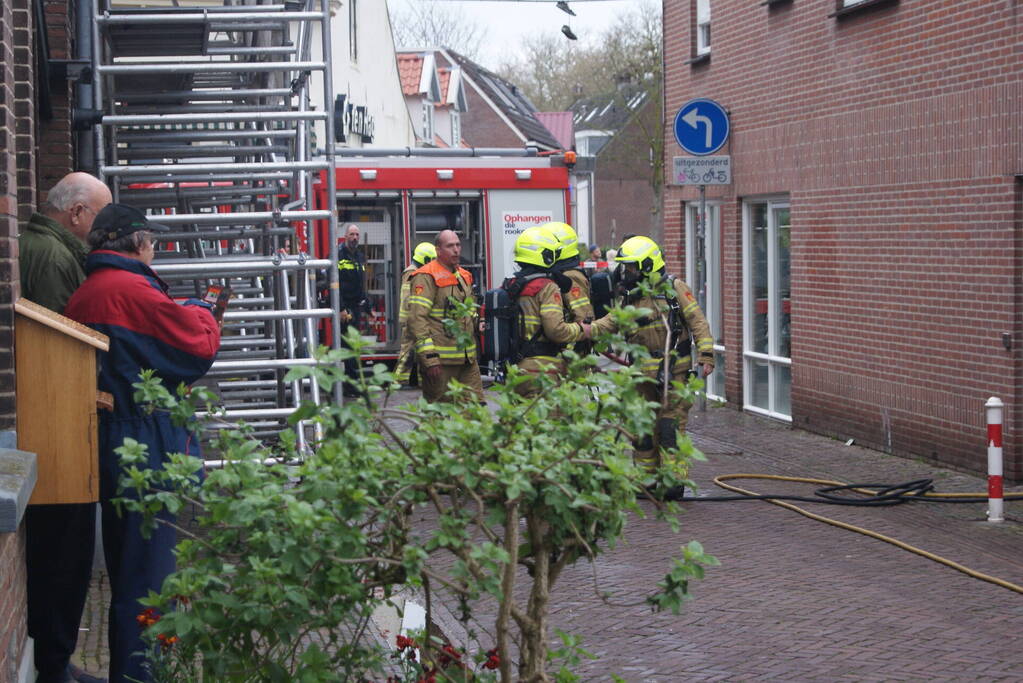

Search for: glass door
xmin=685 ymin=202 xmax=725 ymax=401
xmin=743 ymin=199 xmax=791 ymax=420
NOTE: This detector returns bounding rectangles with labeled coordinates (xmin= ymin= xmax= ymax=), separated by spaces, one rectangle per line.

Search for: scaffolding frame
xmin=94 ymin=0 xmax=341 ymax=452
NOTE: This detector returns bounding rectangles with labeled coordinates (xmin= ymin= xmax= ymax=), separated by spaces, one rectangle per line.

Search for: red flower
xmin=396 ymin=634 xmax=416 ymax=651
xmin=135 ymin=608 xmax=161 ymax=629
xmin=156 ymin=633 xmax=178 ymax=650
xmin=483 ymin=647 xmax=500 ymax=670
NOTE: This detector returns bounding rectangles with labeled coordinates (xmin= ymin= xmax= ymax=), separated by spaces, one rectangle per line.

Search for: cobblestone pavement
xmin=74 ymin=400 xmax=1023 ymax=680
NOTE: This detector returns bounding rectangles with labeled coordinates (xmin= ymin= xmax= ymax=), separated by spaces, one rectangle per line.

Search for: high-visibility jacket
xmin=562 ymin=267 xmax=593 ymax=323
xmin=407 ymin=260 xmax=477 ymax=368
xmin=517 ymin=277 xmax=586 ymax=362
xmin=593 ymin=276 xmax=714 ymax=376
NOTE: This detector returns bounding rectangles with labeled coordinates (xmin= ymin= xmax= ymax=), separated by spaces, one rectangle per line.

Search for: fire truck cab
xmin=313 ymin=153 xmax=573 ymax=360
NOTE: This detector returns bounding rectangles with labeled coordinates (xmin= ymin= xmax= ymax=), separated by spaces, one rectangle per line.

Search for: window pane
xmin=773 ymin=363 xmax=791 ymax=416
xmin=708 ymin=350 xmax=725 ymax=401
xmin=750 ymin=357 xmax=769 ymax=411
xmin=773 ymin=207 xmax=791 ymax=359
xmin=750 ymin=204 xmax=768 ymax=354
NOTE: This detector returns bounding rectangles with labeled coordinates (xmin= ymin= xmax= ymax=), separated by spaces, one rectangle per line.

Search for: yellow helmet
xmin=616 ymin=235 xmax=665 ymax=273
xmin=411 ymin=241 xmax=436 ymax=266
xmin=540 ymin=221 xmax=578 ymax=261
xmin=514 ymin=225 xmax=560 ymax=268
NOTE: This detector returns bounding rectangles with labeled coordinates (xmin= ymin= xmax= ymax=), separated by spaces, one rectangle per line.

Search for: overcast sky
xmin=387 ymin=0 xmax=641 ymax=68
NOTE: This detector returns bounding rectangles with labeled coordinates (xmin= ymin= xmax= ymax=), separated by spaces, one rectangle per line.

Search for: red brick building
xmin=1 ymin=0 xmax=78 ymax=674
xmin=662 ymin=0 xmax=1022 ymax=479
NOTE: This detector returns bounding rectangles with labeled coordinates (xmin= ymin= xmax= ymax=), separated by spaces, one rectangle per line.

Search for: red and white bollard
xmin=985 ymin=396 xmax=1004 ymax=523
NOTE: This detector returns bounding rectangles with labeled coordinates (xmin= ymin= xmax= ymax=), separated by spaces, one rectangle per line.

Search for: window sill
xmin=830 ymin=0 xmax=898 ymax=19
xmin=687 ymin=53 xmax=710 ymax=67
xmin=761 ymin=0 xmax=792 ymax=6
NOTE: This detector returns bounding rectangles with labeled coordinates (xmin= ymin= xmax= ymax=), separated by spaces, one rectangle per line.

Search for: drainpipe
xmin=74 ymin=0 xmax=95 ymax=171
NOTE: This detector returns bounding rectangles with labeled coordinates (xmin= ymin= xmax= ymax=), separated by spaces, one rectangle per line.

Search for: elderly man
xmin=19 ymin=171 xmax=111 ymax=683
xmin=406 ymin=229 xmax=483 ymax=402
xmin=65 ymin=204 xmax=220 ymax=683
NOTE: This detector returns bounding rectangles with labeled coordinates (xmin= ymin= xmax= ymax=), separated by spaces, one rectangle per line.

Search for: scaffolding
xmin=93 ymin=0 xmax=341 ymax=452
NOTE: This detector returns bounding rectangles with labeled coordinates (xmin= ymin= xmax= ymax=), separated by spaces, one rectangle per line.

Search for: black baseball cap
xmin=95 ymin=203 xmax=170 ymax=241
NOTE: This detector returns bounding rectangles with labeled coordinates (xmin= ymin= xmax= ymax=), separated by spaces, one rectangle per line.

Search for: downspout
xmin=74 ymin=0 xmax=94 ymax=171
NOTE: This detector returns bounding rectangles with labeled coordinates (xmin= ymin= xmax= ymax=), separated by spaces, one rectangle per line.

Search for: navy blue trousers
xmin=99 ymin=413 xmax=190 ymax=683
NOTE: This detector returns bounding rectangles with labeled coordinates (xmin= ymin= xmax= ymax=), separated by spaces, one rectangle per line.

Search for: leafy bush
xmin=117 ymin=303 xmax=718 ymax=682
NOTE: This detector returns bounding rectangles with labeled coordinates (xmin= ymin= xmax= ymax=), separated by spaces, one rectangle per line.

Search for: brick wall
xmin=593 ymin=97 xmax=664 ymax=247
xmin=0 ymin=527 xmax=28 ymax=680
xmin=662 ymin=0 xmax=1023 ymax=479
xmin=459 ymin=86 xmax=527 ymax=149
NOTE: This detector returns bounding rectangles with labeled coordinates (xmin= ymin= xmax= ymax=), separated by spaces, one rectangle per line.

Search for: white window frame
xmin=422 ymin=102 xmax=434 ymax=142
xmin=696 ymin=0 xmax=711 ymax=57
xmin=685 ymin=201 xmax=724 ymax=402
xmin=742 ymin=197 xmax=792 ymax=421
xmin=450 ymin=111 xmax=461 ymax=146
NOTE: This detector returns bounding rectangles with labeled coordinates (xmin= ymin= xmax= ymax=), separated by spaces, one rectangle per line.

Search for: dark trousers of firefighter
xmin=420 ymin=362 xmax=484 ymax=403
xmin=25 ymin=503 xmax=96 ymax=682
xmin=340 ymin=302 xmax=362 ymax=386
xmin=635 ymin=368 xmax=692 ymax=470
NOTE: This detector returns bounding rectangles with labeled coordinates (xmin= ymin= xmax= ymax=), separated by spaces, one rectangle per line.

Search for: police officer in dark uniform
xmin=337 ymin=223 xmax=368 ymax=394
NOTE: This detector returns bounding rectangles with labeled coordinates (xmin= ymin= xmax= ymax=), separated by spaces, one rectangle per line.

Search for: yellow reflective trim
xmin=539 ymin=304 xmax=564 ymax=314
xmin=569 ymin=297 xmax=591 ymax=309
xmin=416 ymin=339 xmax=436 ymax=352
xmin=408 ymin=295 xmax=433 ymax=308
xmin=683 ymin=301 xmax=699 ymax=314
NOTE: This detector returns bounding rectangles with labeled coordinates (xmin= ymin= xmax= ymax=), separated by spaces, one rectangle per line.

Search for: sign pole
xmin=697 ymin=184 xmax=707 ymax=412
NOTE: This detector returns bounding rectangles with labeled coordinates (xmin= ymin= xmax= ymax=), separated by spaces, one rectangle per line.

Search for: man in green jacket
xmin=20 ymin=171 xmax=111 ymax=313
xmin=19 ymin=171 xmax=111 ymax=683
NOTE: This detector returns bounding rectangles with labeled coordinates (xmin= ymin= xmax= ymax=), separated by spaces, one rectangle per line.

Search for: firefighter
xmin=395 ymin=241 xmax=437 ymax=385
xmin=510 ymin=225 xmax=591 ymax=396
xmin=542 ymin=221 xmax=594 ymax=323
xmin=407 ymin=229 xmax=484 ymax=403
xmin=592 ymin=235 xmax=714 ymax=500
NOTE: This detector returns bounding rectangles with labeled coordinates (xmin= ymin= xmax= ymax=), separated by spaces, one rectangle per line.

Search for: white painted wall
xmin=308 ymin=0 xmax=415 ymax=150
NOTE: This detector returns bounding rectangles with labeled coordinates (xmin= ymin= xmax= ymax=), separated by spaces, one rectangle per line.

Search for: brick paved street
xmin=74 ymin=401 xmax=1023 ymax=680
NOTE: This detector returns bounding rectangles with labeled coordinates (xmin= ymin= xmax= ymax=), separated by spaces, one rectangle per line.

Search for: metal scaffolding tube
xmin=140 ymin=210 xmax=329 ymax=225
xmin=113 ymin=172 xmax=294 ymax=183
xmin=222 ymin=308 xmax=332 ymax=321
xmin=211 ymin=358 xmax=323 ymax=371
xmin=102 ymin=111 xmax=326 ymax=126
xmin=98 ymin=11 xmax=325 ymax=24
xmin=115 ymin=88 xmax=294 ymax=103
xmin=97 ymin=61 xmax=325 ymax=75
xmin=153 ymin=258 xmax=330 ymax=275
xmin=103 ymin=160 xmax=327 ymax=176
xmin=207 ymin=45 xmax=298 ymax=56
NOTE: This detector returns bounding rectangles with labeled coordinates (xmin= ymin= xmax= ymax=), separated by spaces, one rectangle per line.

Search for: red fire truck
xmin=312 ymin=152 xmax=575 ymax=360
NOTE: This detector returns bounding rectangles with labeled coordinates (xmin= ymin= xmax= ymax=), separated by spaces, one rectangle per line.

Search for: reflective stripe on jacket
xmin=407 ymin=260 xmax=476 ymax=367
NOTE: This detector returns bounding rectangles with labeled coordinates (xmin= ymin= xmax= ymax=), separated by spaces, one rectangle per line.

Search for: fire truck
xmin=312 ymin=150 xmax=576 ymax=360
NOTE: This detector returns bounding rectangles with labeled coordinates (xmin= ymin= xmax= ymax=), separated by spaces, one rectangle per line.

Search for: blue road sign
xmin=674 ymin=99 xmax=729 ymax=156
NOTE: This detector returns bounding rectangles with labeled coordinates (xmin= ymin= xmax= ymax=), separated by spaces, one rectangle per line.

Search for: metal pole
xmin=697 ymin=184 xmax=707 ymax=412
xmin=319 ymin=0 xmax=343 ymax=403
xmin=986 ymin=396 xmax=1004 ymax=522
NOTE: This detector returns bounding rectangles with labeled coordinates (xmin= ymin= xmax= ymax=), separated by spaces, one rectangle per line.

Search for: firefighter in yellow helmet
xmin=407 ymin=230 xmax=483 ymax=403
xmin=592 ymin=235 xmax=714 ymax=499
xmin=541 ymin=221 xmax=594 ymax=324
xmin=394 ymin=241 xmax=437 ymax=385
xmin=510 ymin=225 xmax=591 ymax=396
